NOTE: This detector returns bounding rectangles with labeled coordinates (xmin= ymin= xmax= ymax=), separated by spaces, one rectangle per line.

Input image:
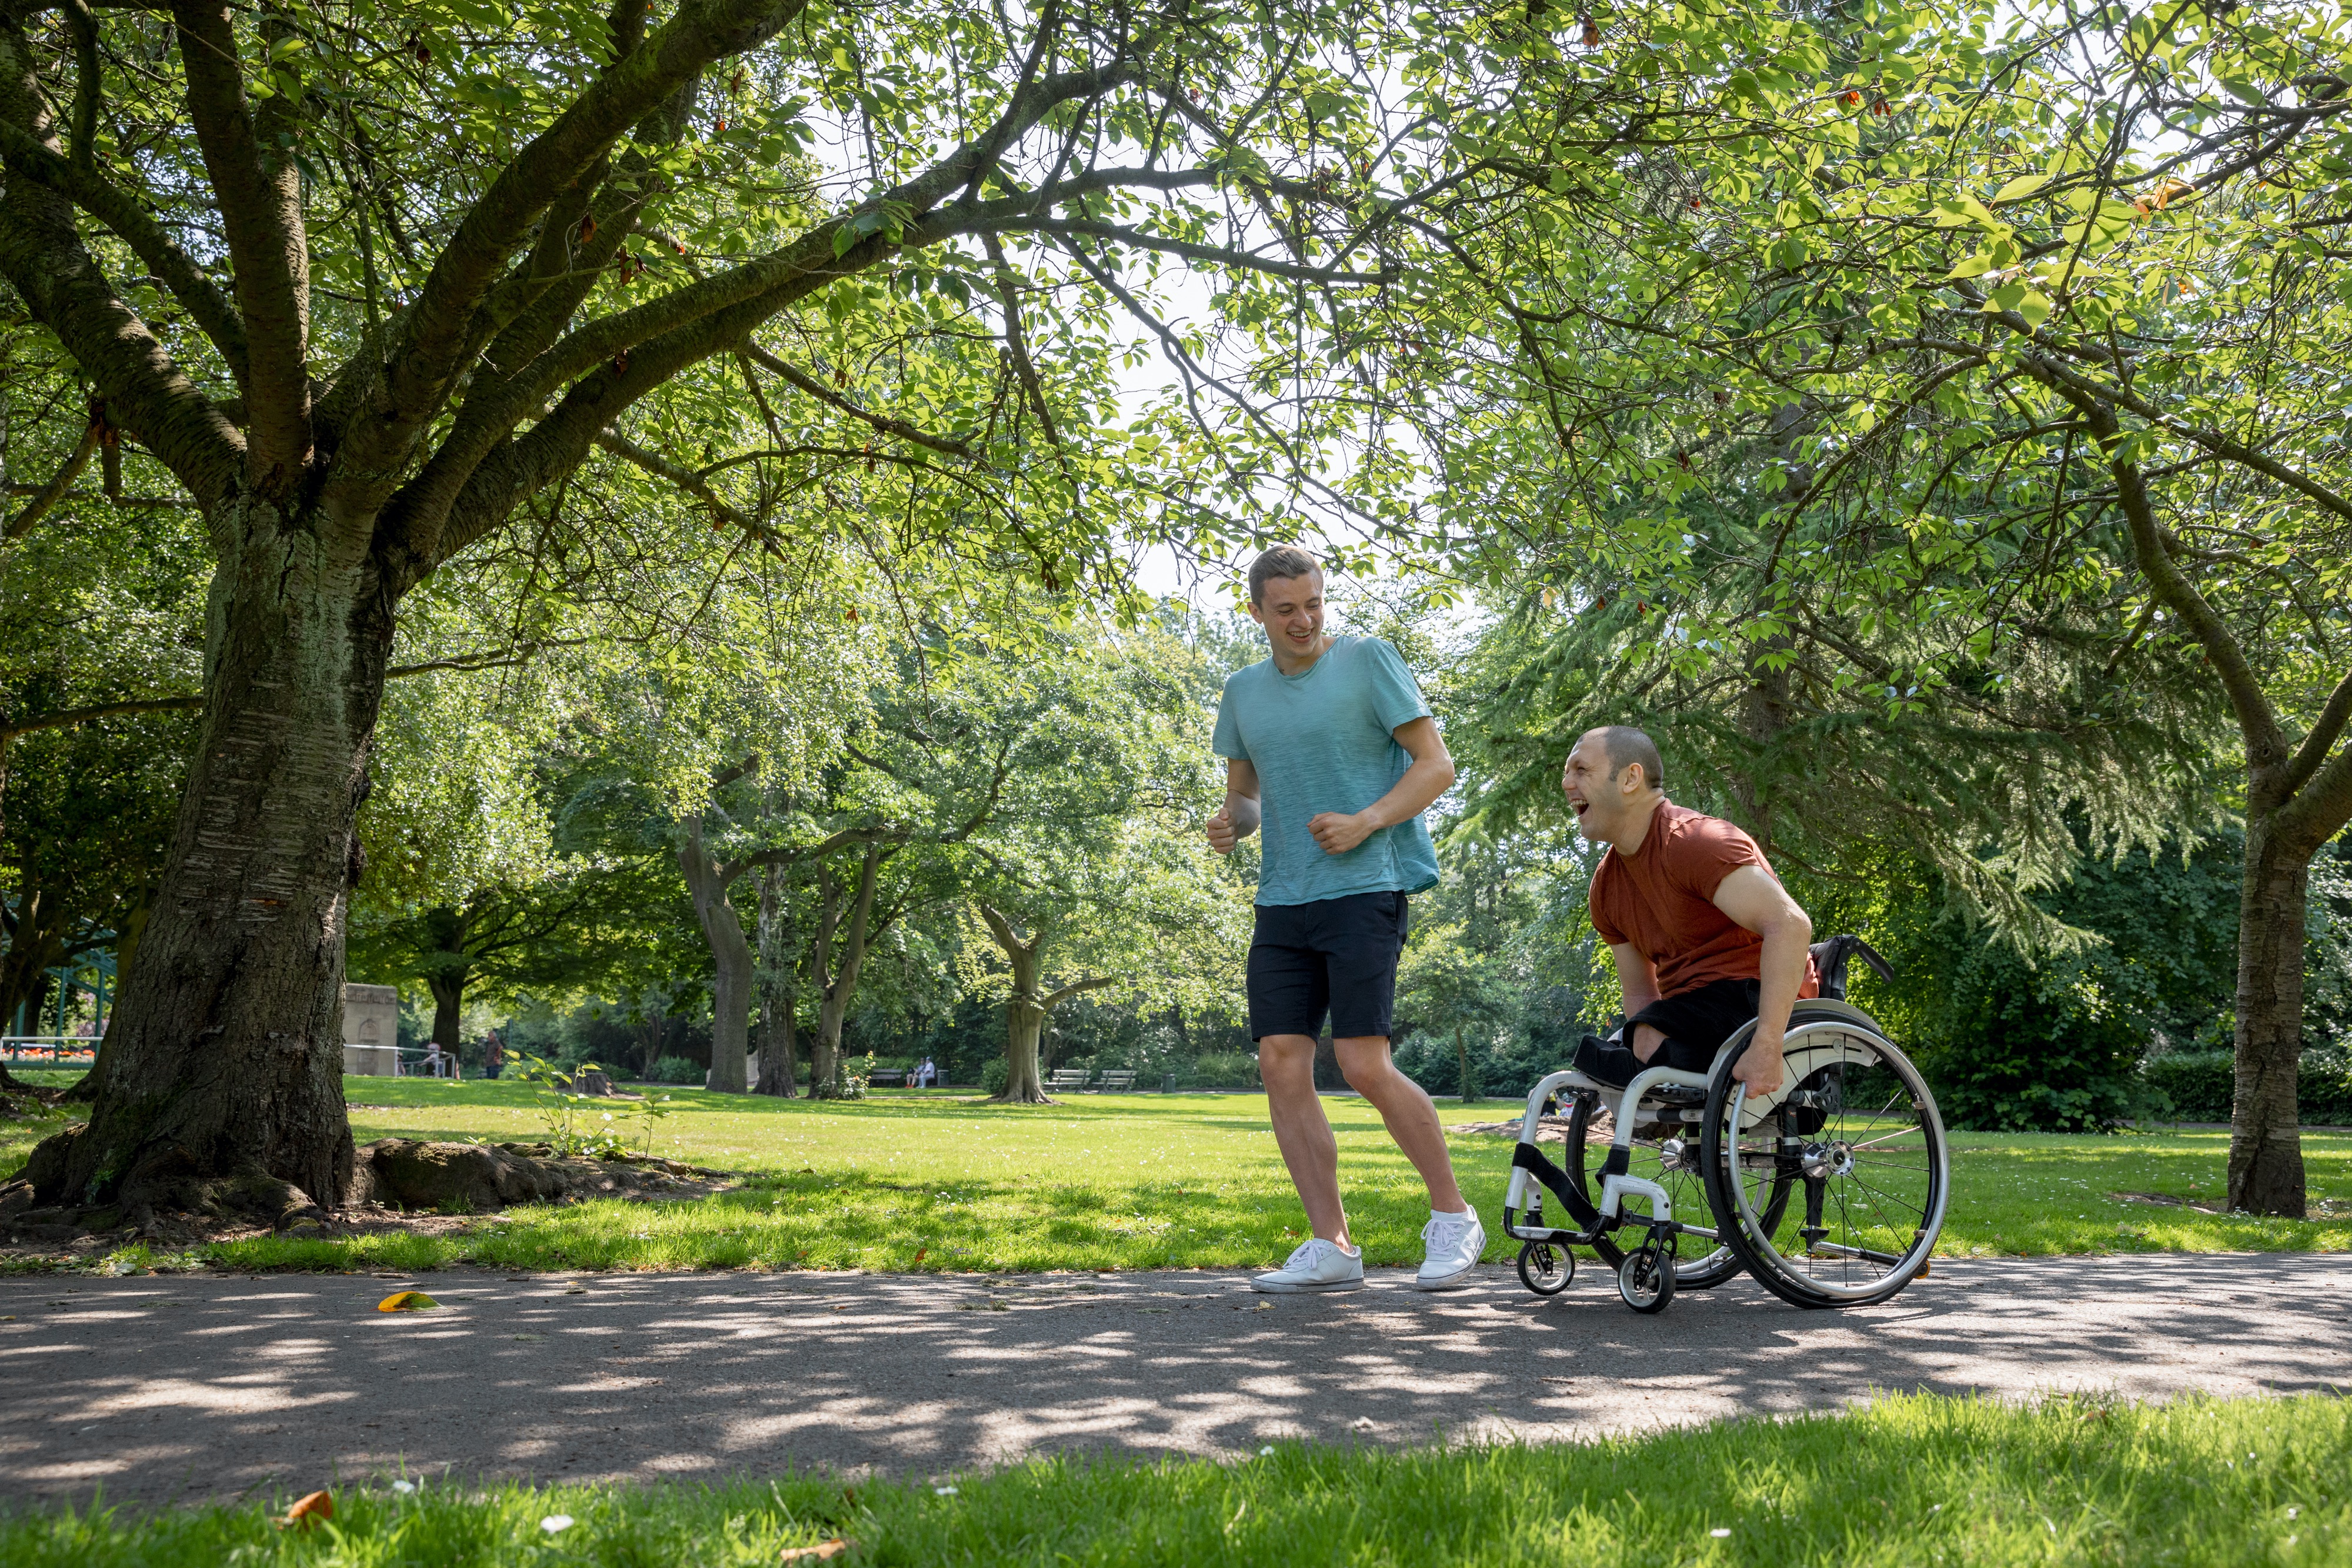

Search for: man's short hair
xmin=1248 ymin=546 xmax=1322 ymax=605
xmin=1597 ymin=725 xmax=1665 ymax=792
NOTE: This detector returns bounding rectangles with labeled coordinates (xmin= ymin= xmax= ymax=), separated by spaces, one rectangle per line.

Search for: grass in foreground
xmin=5 ymin=1073 xmax=2349 ymax=1275
xmin=4 ymin=1393 xmax=2348 ymax=1566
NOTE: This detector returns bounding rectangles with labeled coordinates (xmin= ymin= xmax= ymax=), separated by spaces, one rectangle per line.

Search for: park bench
xmin=1094 ymin=1069 xmax=1138 ymax=1092
xmin=868 ymin=1068 xmax=908 ymax=1088
xmin=1046 ymin=1068 xmax=1092 ymax=1092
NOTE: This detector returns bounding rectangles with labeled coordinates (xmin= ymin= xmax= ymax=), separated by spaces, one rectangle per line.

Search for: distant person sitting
xmin=917 ymin=1057 xmax=938 ymax=1088
xmin=1559 ymin=726 xmax=1816 ymax=1098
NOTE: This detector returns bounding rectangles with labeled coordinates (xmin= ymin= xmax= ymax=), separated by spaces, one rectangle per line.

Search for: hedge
xmin=2140 ymin=1050 xmax=2352 ymax=1126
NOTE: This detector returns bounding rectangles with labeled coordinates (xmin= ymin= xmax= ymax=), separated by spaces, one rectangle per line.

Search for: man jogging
xmin=1559 ymin=727 xmax=1815 ymax=1098
xmin=1204 ymin=546 xmax=1484 ymax=1292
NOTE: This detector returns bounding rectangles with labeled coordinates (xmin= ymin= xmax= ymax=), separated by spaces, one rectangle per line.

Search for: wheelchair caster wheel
xmin=1617 ymin=1234 xmax=1676 ymax=1314
xmin=1516 ymin=1239 xmax=1573 ymax=1296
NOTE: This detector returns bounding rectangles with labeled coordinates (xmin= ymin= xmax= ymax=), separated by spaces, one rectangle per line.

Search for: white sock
xmin=1432 ymin=1207 xmax=1473 ymax=1222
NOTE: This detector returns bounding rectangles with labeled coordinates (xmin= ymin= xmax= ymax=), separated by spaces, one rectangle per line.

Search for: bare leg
xmin=1631 ymin=1022 xmax=1666 ymax=1062
xmin=1258 ymin=1033 xmax=1350 ymax=1246
xmin=1335 ymin=1036 xmax=1466 ymax=1213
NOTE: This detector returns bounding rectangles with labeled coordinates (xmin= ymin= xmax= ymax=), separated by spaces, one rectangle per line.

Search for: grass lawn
xmin=4 ymin=1072 xmax=2349 ymax=1275
xmin=3 ymin=1392 xmax=2346 ymax=1565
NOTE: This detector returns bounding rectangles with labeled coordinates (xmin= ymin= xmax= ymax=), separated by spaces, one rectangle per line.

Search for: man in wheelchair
xmin=1560 ymin=726 xmax=1815 ymax=1100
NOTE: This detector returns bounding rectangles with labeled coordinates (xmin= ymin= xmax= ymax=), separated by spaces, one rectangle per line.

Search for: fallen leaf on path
xmin=376 ymin=1291 xmax=439 ymax=1312
xmin=779 ymin=1536 xmax=855 ymax=1562
xmin=283 ymin=1490 xmax=334 ymax=1529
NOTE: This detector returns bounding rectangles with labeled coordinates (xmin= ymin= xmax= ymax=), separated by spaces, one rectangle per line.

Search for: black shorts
xmin=1628 ymin=978 xmax=1762 ymax=1072
xmin=1247 ymin=891 xmax=1409 ymax=1042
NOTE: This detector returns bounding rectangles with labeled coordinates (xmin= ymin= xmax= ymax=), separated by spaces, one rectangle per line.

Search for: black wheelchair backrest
xmin=1808 ymin=933 xmax=1895 ymax=1001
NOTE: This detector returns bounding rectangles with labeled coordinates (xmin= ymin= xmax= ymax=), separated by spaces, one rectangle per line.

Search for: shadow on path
xmin=2 ymin=1253 xmax=2347 ymax=1507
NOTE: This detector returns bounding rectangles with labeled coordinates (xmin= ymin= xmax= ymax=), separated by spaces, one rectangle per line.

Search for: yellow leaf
xmin=377 ymin=1290 xmax=440 ymax=1312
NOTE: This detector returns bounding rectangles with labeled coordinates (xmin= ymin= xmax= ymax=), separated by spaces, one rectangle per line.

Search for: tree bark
xmin=680 ymin=819 xmax=753 ymax=1094
xmin=425 ymin=967 xmax=468 ymax=1057
xmin=753 ymin=862 xmax=797 ymax=1096
xmin=20 ymin=492 xmax=377 ymax=1223
xmin=806 ymin=843 xmax=887 ymax=1099
xmin=2228 ymin=824 xmax=2308 ymax=1215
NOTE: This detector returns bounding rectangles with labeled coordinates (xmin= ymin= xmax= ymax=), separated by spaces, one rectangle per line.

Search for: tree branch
xmin=1041 ymin=974 xmax=1114 ymax=1010
xmin=2281 ymin=664 xmax=2352 ymax=805
xmin=0 ymin=22 xmax=242 ymax=505
xmin=592 ymin=426 xmax=787 ymax=556
xmin=1 ymin=421 xmax=99 ymax=540
xmin=740 ymin=340 xmax=973 ymax=459
xmin=169 ymin=0 xmax=310 ymax=487
xmin=333 ymin=0 xmax=816 ymax=500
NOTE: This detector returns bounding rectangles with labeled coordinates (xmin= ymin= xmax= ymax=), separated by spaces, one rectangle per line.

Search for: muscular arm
xmin=1308 ymin=716 xmax=1455 ymax=855
xmin=1711 ymin=864 xmax=1814 ymax=1096
xmin=1608 ymin=943 xmax=1663 ymax=1022
xmin=1205 ymin=758 xmax=1261 ymax=854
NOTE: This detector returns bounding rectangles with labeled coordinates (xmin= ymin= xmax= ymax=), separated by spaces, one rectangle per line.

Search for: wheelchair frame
xmin=1499 ymin=998 xmax=1950 ymax=1312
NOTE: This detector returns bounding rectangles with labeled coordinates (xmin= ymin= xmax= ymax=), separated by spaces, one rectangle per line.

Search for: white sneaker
xmin=1251 ymin=1238 xmax=1365 ymax=1293
xmin=1415 ymin=1212 xmax=1486 ymax=1290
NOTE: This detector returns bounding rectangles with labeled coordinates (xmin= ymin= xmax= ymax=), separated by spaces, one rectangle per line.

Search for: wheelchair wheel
xmin=1516 ymin=1239 xmax=1574 ymax=1295
xmin=1616 ymin=1231 xmax=1676 ymax=1313
xmin=1699 ymin=1008 xmax=1949 ymax=1310
xmin=1565 ymin=1088 xmax=1793 ymax=1290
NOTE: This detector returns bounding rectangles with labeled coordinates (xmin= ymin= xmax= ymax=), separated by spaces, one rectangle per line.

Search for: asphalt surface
xmin=3 ymin=1253 xmax=2348 ymax=1507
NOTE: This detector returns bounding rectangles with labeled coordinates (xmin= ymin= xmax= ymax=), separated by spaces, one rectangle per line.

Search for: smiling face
xmin=1249 ymin=570 xmax=1327 ymax=662
xmin=1561 ymin=728 xmax=1656 ymax=844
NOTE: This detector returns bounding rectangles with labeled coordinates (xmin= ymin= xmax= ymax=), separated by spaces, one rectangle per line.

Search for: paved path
xmin=4 ymin=1254 xmax=2348 ymax=1507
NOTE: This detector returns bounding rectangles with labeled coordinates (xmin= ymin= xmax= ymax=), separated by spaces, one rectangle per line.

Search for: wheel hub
xmin=1799 ymin=1141 xmax=1855 ymax=1180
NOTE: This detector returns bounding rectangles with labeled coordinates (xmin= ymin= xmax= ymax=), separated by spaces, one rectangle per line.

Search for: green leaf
xmin=1944 ymin=254 xmax=1995 ymax=280
xmin=1990 ymin=173 xmax=2052 ymax=204
xmin=2013 ymin=290 xmax=2053 ymax=329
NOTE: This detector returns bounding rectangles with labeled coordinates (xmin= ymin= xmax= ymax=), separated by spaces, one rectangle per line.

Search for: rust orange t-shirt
xmin=1588 ymin=801 xmax=1818 ymax=998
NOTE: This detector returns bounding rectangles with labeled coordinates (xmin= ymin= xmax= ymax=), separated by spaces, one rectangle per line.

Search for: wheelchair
xmin=1499 ymin=935 xmax=1949 ymax=1313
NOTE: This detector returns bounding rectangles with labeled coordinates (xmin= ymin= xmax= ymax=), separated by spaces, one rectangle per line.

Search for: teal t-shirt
xmin=1211 ymin=636 xmax=1442 ymax=907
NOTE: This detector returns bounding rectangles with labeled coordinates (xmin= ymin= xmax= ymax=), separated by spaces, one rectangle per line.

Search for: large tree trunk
xmin=18 ymin=494 xmax=379 ymax=1224
xmin=2228 ymin=823 xmax=2308 ymax=1216
xmin=680 ymin=822 xmax=752 ymax=1095
xmin=753 ymin=864 xmax=797 ymax=1096
xmin=806 ymin=843 xmax=887 ymax=1099
xmin=977 ymin=903 xmax=1063 ymax=1104
xmin=425 ymin=968 xmax=468 ymax=1057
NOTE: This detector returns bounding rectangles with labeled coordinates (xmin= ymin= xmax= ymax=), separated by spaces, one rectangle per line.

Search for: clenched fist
xmin=1206 ymin=806 xmax=1238 ymax=855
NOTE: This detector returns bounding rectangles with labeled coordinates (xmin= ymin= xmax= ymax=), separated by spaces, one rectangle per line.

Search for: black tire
xmin=1699 ymin=1008 xmax=1950 ymax=1310
xmin=1565 ymin=1088 xmax=1790 ymax=1290
xmin=1516 ymin=1239 xmax=1574 ymax=1295
xmin=1616 ymin=1234 xmax=1676 ymax=1313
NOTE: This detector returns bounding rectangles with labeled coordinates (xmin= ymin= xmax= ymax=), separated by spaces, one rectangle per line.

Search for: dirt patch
xmin=2110 ymin=1191 xmax=2226 ymax=1215
xmin=1448 ymin=1114 xmax=1609 ymax=1145
xmin=0 ymin=1138 xmax=738 ymax=1261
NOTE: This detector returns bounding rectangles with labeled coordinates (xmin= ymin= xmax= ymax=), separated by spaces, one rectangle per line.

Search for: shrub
xmin=1188 ymin=1052 xmax=1259 ymax=1088
xmin=646 ymin=1056 xmax=702 ymax=1085
xmin=980 ymin=1056 xmax=1010 ymax=1096
xmin=1918 ymin=942 xmax=2156 ymax=1132
xmin=2141 ymin=1048 xmax=2352 ymax=1126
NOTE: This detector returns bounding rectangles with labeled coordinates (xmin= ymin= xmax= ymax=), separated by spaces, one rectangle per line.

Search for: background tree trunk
xmin=425 ymin=969 xmax=468 ymax=1058
xmin=806 ymin=843 xmax=887 ymax=1099
xmin=1003 ymin=989 xmax=1048 ymax=1102
xmin=680 ymin=823 xmax=753 ymax=1095
xmin=21 ymin=494 xmax=380 ymax=1223
xmin=753 ymin=863 xmax=797 ymax=1096
xmin=2229 ymin=825 xmax=2308 ymax=1215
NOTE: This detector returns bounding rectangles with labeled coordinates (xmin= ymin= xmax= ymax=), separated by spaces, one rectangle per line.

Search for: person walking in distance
xmin=1205 ymin=546 xmax=1485 ymax=1292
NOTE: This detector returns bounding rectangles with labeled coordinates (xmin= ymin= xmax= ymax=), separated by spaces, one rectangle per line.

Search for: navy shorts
xmin=1247 ymin=891 xmax=1409 ymax=1042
